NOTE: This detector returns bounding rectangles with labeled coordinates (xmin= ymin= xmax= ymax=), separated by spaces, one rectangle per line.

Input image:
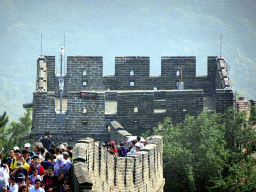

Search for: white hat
xmin=135 ymin=143 xmax=140 ymax=147
xmin=24 ymin=143 xmax=31 ymax=148
xmin=13 ymin=146 xmax=20 ymax=151
xmin=56 ymin=155 xmax=63 ymax=160
xmin=59 ymin=144 xmax=65 ymax=150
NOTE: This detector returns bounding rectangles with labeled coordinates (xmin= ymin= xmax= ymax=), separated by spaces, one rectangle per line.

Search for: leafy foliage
xmin=143 ymin=107 xmax=256 ymax=191
xmin=0 ymin=108 xmax=32 ymax=158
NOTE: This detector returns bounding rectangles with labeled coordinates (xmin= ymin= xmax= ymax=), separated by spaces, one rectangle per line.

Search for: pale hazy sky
xmin=0 ymin=0 xmax=255 ymax=123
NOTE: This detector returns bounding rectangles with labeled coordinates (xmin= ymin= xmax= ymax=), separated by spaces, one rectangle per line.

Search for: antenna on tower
xmin=41 ymin=34 xmax=42 ymax=56
xmin=64 ymin=35 xmax=65 ymax=75
xmin=220 ymin=34 xmax=222 ymax=57
xmin=59 ymin=45 xmax=65 ymax=113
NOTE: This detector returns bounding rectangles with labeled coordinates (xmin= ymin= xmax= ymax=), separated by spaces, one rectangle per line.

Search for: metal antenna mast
xmin=59 ymin=46 xmax=65 ymax=113
xmin=41 ymin=34 xmax=43 ymax=56
xmin=64 ymin=35 xmax=65 ymax=75
xmin=220 ymin=34 xmax=222 ymax=57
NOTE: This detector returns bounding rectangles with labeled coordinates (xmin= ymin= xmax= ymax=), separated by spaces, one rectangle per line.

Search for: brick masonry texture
xmin=72 ymin=127 xmax=165 ymax=192
xmin=27 ymin=55 xmax=233 ymax=145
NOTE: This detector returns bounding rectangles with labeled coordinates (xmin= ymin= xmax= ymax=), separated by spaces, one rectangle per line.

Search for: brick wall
xmin=66 ymin=56 xmax=105 ymax=91
xmin=72 ymin=127 xmax=165 ymax=192
xmin=215 ymin=89 xmax=234 ymax=113
xmin=236 ymin=100 xmax=256 ymax=119
xmin=31 ymin=91 xmax=107 ymax=145
xmin=28 ymin=55 xmax=233 ymax=145
xmin=44 ymin=56 xmax=56 ymax=92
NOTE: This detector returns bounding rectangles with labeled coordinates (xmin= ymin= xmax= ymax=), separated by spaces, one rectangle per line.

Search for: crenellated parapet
xmin=23 ymin=54 xmax=234 ymax=144
xmin=71 ymin=122 xmax=165 ymax=192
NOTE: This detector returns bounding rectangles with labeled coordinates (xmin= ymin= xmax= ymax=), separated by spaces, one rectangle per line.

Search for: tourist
xmin=8 ymin=149 xmax=17 ymax=170
xmin=137 ymin=136 xmax=144 ymax=149
xmin=24 ymin=143 xmax=35 ymax=157
xmin=24 ymin=176 xmax=32 ymax=190
xmin=3 ymin=175 xmax=18 ymax=192
xmin=29 ymin=179 xmax=45 ymax=192
xmin=41 ymin=153 xmax=55 ymax=170
xmin=62 ymin=152 xmax=70 ymax=163
xmin=0 ymin=159 xmax=10 ymax=185
xmin=64 ymin=183 xmax=71 ymax=192
xmin=117 ymin=142 xmax=128 ymax=157
xmin=28 ymin=156 xmax=44 ymax=176
xmin=54 ymin=155 xmax=71 ymax=177
xmin=21 ymin=150 xmax=29 ymax=165
xmin=42 ymin=166 xmax=58 ymax=192
xmin=19 ymin=185 xmax=28 ymax=192
xmin=10 ymin=161 xmax=28 ymax=178
xmin=37 ymin=148 xmax=45 ymax=163
xmin=29 ymin=168 xmax=41 ymax=186
xmin=128 ymin=142 xmax=140 ymax=154
xmin=18 ymin=156 xmax=30 ymax=172
xmin=39 ymin=133 xmax=52 ymax=151
xmin=56 ymin=172 xmax=65 ymax=192
xmin=15 ymin=172 xmax=25 ymax=190
xmin=32 ymin=146 xmax=39 ymax=157
xmin=0 ymin=159 xmax=9 ymax=191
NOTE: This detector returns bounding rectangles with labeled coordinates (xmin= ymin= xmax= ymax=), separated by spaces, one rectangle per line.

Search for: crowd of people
xmin=101 ymin=136 xmax=146 ymax=157
xmin=0 ymin=132 xmax=73 ymax=192
xmin=0 ymin=132 xmax=146 ymax=192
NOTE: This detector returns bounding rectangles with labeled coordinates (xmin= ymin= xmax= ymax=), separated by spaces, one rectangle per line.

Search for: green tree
xmin=0 ymin=111 xmax=9 ymax=154
xmin=1 ymin=108 xmax=32 ymax=158
xmin=143 ymin=107 xmax=256 ymax=191
xmin=249 ymin=106 xmax=256 ymax=125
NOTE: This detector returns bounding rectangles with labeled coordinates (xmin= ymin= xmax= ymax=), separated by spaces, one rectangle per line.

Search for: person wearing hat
xmin=24 ymin=143 xmax=31 ymax=152
xmin=10 ymin=161 xmax=28 ymax=178
xmin=24 ymin=143 xmax=36 ymax=157
xmin=18 ymin=156 xmax=30 ymax=172
xmin=128 ymin=142 xmax=140 ymax=154
xmin=62 ymin=152 xmax=70 ymax=163
xmin=16 ymin=172 xmax=25 ymax=190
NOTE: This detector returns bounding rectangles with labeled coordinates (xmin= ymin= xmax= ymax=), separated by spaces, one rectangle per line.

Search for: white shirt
xmin=29 ymin=186 xmax=45 ymax=192
xmin=9 ymin=183 xmax=18 ymax=192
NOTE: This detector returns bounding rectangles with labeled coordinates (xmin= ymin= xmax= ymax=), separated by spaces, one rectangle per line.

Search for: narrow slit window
xmin=130 ymin=70 xmax=134 ymax=76
xmin=134 ymin=107 xmax=138 ymax=113
xmin=83 ymin=71 xmax=86 ymax=76
xmin=176 ymin=70 xmax=180 ymax=76
xmin=82 ymin=121 xmax=88 ymax=126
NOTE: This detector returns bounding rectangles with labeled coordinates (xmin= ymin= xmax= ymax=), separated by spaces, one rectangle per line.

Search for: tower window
xmin=83 ymin=71 xmax=86 ymax=76
xmin=134 ymin=107 xmax=138 ymax=113
xmin=130 ymin=81 xmax=135 ymax=86
xmin=176 ymin=70 xmax=180 ymax=76
xmin=153 ymin=87 xmax=157 ymax=91
xmin=83 ymin=81 xmax=87 ymax=86
xmin=130 ymin=70 xmax=134 ymax=76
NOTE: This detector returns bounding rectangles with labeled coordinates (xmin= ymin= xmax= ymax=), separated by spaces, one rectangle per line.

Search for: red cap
xmin=110 ymin=141 xmax=115 ymax=145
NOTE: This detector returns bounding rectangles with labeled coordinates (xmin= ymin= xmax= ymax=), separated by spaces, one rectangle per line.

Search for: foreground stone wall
xmin=72 ymin=127 xmax=165 ymax=192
